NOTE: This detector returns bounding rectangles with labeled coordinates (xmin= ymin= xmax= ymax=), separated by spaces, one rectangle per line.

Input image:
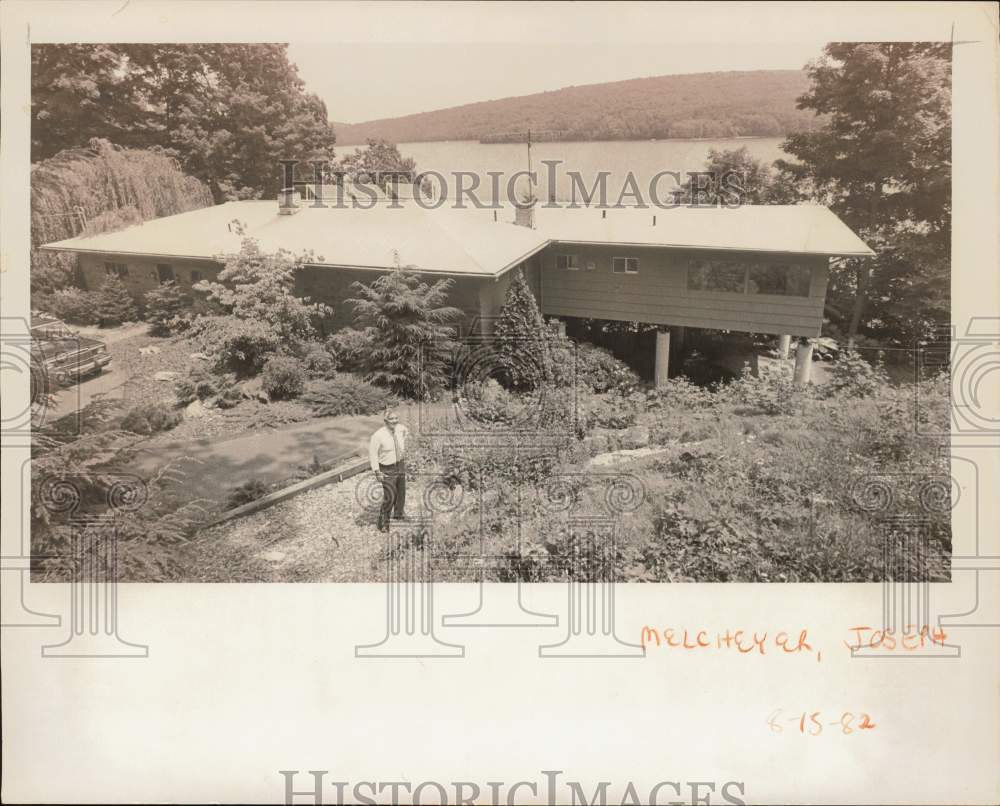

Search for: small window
xmin=556 ymin=254 xmax=579 ymax=271
xmin=747 ymin=264 xmax=811 ymax=297
xmin=190 ymin=269 xmax=202 ymax=284
xmin=612 ymin=257 xmax=639 ymax=275
xmin=104 ymin=261 xmax=128 ymax=278
xmin=687 ymin=259 xmax=746 ymax=293
xmin=156 ymin=264 xmax=175 ymax=284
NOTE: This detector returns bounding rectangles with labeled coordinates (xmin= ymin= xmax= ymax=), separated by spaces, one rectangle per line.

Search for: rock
xmin=621 ymin=426 xmax=650 ymax=449
xmin=153 ymin=370 xmax=178 ymax=382
xmin=238 ymin=377 xmax=268 ymax=401
xmin=261 ymin=550 xmax=286 ymax=563
xmin=139 ymin=345 xmax=162 ymax=356
xmin=184 ymin=399 xmax=208 ymax=418
xmin=189 ymin=352 xmax=209 ymax=361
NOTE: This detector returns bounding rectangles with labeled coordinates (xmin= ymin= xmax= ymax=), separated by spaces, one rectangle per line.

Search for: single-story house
xmin=41 ymin=192 xmax=873 ymax=384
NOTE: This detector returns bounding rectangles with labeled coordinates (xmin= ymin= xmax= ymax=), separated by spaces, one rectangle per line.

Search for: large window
xmin=687 ymin=259 xmax=747 ymax=292
xmin=104 ymin=261 xmax=128 ymax=278
xmin=747 ymin=264 xmax=811 ymax=297
xmin=612 ymin=256 xmax=639 ymax=275
xmin=688 ymin=259 xmax=812 ymax=297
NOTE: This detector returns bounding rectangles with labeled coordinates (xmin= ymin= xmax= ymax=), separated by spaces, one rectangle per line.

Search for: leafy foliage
xmin=325 ymin=327 xmax=376 ymax=372
xmin=174 ymin=367 xmax=241 ymax=408
xmin=261 ymin=356 xmax=307 ymax=400
xmin=346 ymin=270 xmax=462 ymax=399
xmin=824 ymin=348 xmax=890 ymax=399
xmin=192 ymin=232 xmax=331 ymax=375
xmin=31 ymin=139 xmax=212 ymax=310
xmin=679 ymin=146 xmax=798 ymax=206
xmin=144 ymin=281 xmax=192 ymax=336
xmin=47 ymin=287 xmax=101 ymax=325
xmin=94 ymin=275 xmax=138 ymax=326
xmin=777 ymin=43 xmax=951 ymax=346
xmin=300 ymin=375 xmax=397 ymax=418
xmin=493 ymin=268 xmax=550 ymax=390
xmin=31 ymin=45 xmax=337 ymax=202
xmin=119 ymin=401 xmax=183 ymax=435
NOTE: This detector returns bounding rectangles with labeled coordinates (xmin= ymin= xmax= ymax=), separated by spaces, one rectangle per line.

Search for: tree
xmin=31 ymin=139 xmax=213 ymax=312
xmin=493 ymin=268 xmax=550 ymax=389
xmin=95 ymin=276 xmax=138 ymax=326
xmin=680 ymin=147 xmax=797 ymax=206
xmin=346 ymin=270 xmax=462 ymax=399
xmin=776 ymin=43 xmax=951 ymax=347
xmin=336 ymin=138 xmax=425 ymax=197
xmin=144 ymin=281 xmax=191 ymax=336
xmin=31 ymin=45 xmax=338 ymax=202
xmin=192 ymin=229 xmax=331 ymax=375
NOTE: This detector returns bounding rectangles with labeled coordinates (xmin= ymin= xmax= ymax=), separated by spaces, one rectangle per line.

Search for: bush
xmin=225 ymin=479 xmax=271 ymax=510
xmin=301 ymin=342 xmax=338 ymax=378
xmin=95 ymin=275 xmax=138 ymax=326
xmin=325 ymin=327 xmax=375 ymax=372
xmin=261 ymin=355 xmax=307 ymax=400
xmin=824 ymin=348 xmax=889 ymax=398
xmin=461 ymin=378 xmax=520 ymax=425
xmin=47 ymin=287 xmax=100 ymax=325
xmin=174 ymin=368 xmax=241 ymax=408
xmin=573 ymin=342 xmax=641 ymax=395
xmin=191 ymin=316 xmax=282 ymax=377
xmin=144 ymin=281 xmax=191 ymax=336
xmin=119 ymin=401 xmax=182 ymax=435
xmin=584 ymin=393 xmax=639 ymax=430
xmin=301 ymin=375 xmax=396 ymax=417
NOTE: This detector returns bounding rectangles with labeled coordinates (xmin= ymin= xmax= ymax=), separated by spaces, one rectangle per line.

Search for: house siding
xmin=79 ymin=254 xmax=221 ymax=298
xmin=538 ymin=244 xmax=829 ymax=337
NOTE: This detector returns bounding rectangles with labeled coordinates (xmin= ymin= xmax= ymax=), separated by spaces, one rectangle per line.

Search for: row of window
xmin=103 ymin=262 xmax=202 ymax=285
xmin=554 ymin=254 xmax=812 ymax=297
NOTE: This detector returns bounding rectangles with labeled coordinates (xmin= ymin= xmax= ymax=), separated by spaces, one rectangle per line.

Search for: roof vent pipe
xmin=653 ymin=215 xmax=657 ymax=226
xmin=602 ymin=209 xmax=607 ymax=219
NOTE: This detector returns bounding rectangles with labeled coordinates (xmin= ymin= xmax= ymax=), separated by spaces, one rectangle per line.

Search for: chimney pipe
xmin=514 ymin=200 xmax=535 ymax=229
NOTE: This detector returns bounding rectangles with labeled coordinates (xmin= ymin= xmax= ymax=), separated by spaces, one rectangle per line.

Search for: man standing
xmin=369 ymin=408 xmax=409 ymax=531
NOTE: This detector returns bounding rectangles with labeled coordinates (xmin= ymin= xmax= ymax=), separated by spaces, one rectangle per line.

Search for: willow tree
xmin=31 ymin=139 xmax=213 ymax=305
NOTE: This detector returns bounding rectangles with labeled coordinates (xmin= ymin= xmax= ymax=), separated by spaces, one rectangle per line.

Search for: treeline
xmin=31 ymin=140 xmax=214 ymax=308
xmin=31 ymin=44 xmax=337 ymax=202
xmin=335 ymin=70 xmax=822 ymax=145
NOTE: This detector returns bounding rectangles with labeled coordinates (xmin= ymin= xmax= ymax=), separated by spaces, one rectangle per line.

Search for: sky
xmin=288 ymin=42 xmax=828 ymax=124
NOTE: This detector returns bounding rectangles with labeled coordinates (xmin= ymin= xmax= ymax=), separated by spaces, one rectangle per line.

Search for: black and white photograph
xmin=2 ymin=2 xmax=998 ymax=805
xmin=26 ymin=36 xmax=954 ymax=584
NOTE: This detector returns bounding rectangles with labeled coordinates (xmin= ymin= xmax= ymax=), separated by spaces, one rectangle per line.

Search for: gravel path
xmin=183 ymin=473 xmax=433 ymax=582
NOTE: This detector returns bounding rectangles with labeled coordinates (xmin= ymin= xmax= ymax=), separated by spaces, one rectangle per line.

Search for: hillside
xmin=334 ymin=69 xmax=820 ymax=145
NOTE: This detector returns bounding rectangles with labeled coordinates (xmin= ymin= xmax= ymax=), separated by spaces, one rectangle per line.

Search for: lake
xmin=342 ymin=137 xmax=788 ymax=204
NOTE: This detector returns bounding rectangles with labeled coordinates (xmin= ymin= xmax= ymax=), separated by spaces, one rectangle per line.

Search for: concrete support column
xmin=556 ymin=319 xmax=567 ymax=337
xmin=655 ymin=328 xmax=671 ymax=388
xmin=777 ymin=334 xmax=792 ymax=360
xmin=793 ymin=338 xmax=814 ymax=386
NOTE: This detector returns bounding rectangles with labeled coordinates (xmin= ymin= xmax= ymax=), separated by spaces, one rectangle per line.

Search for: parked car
xmin=30 ymin=314 xmax=112 ymax=388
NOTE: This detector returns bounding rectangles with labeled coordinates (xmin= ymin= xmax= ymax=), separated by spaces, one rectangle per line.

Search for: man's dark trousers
xmin=378 ymin=461 xmax=406 ymax=530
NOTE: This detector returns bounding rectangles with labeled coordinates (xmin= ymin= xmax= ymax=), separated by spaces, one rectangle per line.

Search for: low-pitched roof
xmin=41 ymin=200 xmax=873 ymax=275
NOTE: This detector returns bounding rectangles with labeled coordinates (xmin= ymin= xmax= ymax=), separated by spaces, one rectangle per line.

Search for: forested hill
xmin=334 ymin=69 xmax=821 ymax=145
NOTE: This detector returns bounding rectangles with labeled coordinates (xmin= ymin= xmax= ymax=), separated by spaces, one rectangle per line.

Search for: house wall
xmin=79 ymin=254 xmax=220 ymax=297
xmin=537 ymin=244 xmax=829 ymax=337
xmin=297 ymin=265 xmax=488 ymax=337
